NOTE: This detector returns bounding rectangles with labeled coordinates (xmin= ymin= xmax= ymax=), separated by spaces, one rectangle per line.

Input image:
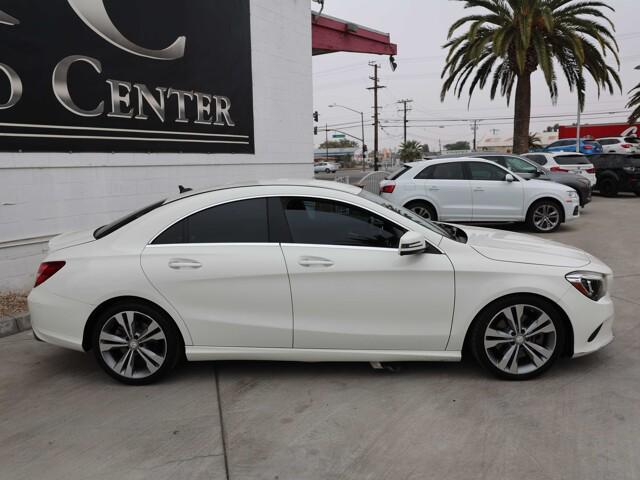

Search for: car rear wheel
xmin=526 ymin=200 xmax=562 ymax=233
xmin=405 ymin=201 xmax=437 ymax=221
xmin=92 ymin=302 xmax=180 ymax=385
xmin=470 ymin=295 xmax=566 ymax=380
xmin=598 ymin=177 xmax=618 ymax=197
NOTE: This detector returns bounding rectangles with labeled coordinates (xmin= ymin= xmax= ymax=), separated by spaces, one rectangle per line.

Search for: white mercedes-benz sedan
xmin=28 ymin=180 xmax=614 ymax=384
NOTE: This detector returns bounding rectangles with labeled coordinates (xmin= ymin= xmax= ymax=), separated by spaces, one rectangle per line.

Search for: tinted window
xmin=95 ymin=200 xmax=166 ymax=239
xmin=524 ymin=154 xmax=547 ymax=166
xmin=281 ymin=197 xmax=405 ymax=248
xmin=153 ymin=198 xmax=269 ymax=244
xmin=625 ymin=137 xmax=640 ymax=144
xmin=468 ymin=162 xmax=508 ymax=181
xmin=554 ymin=154 xmax=590 ymax=165
xmin=416 ymin=162 xmax=465 ymax=180
xmin=598 ymin=139 xmax=616 ymax=145
xmin=502 ymin=156 xmax=539 ymax=174
xmin=390 ymin=165 xmax=412 ymax=180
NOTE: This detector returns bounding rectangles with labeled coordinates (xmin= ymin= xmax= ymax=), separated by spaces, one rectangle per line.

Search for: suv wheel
xmin=470 ymin=295 xmax=566 ymax=380
xmin=598 ymin=177 xmax=618 ymax=197
xmin=526 ymin=200 xmax=562 ymax=233
xmin=405 ymin=201 xmax=437 ymax=221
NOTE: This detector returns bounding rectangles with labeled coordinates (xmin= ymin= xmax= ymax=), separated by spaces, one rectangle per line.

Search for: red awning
xmin=312 ymin=13 xmax=397 ymax=56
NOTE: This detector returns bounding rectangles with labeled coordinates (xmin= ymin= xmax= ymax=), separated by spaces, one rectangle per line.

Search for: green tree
xmin=319 ymin=139 xmax=358 ymax=149
xmin=529 ymin=132 xmax=542 ymax=150
xmin=398 ymin=140 xmax=424 ymax=161
xmin=627 ymin=83 xmax=640 ymax=124
xmin=441 ymin=0 xmax=621 ymax=154
xmin=444 ymin=140 xmax=471 ymax=151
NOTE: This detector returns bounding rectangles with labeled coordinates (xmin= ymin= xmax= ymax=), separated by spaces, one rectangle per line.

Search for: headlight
xmin=566 ymin=271 xmax=607 ymax=301
xmin=566 ymin=191 xmax=578 ymax=199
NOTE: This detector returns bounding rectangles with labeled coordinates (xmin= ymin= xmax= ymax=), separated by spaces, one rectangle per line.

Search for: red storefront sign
xmin=559 ymin=123 xmax=640 ymax=139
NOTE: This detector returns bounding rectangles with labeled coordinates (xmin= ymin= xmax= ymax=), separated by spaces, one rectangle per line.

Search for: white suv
xmin=521 ymin=152 xmax=597 ymax=186
xmin=597 ymin=137 xmax=640 ymax=154
xmin=380 ymin=158 xmax=580 ymax=233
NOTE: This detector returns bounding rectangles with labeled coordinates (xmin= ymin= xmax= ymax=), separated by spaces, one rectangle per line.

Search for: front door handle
xmin=168 ymin=258 xmax=202 ymax=270
xmin=298 ymin=256 xmax=334 ymax=268
xmin=428 ymin=186 xmax=440 ymax=191
xmin=473 ymin=187 xmax=485 ymax=192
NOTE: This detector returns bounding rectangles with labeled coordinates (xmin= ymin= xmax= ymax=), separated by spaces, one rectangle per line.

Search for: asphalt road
xmin=1 ymin=195 xmax=639 ymax=480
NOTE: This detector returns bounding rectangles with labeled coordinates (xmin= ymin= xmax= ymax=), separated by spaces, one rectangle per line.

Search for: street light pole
xmin=329 ymin=103 xmax=367 ymax=171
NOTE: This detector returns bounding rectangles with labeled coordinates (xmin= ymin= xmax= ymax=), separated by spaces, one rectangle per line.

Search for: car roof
xmin=404 ymin=157 xmax=499 ymax=168
xmin=165 ymin=179 xmax=361 ymax=204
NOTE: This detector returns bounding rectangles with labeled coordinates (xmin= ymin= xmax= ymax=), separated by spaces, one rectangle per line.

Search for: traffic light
xmin=313 ymin=111 xmax=319 ymax=122
xmin=314 ymin=126 xmax=318 ymax=135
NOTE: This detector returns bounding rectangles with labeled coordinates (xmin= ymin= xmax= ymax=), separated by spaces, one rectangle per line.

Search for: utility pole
xmin=325 ymin=123 xmax=329 ymax=161
xmin=397 ymin=99 xmax=413 ymax=144
xmin=470 ymin=120 xmax=480 ymax=151
xmin=368 ymin=61 xmax=385 ymax=171
xmin=576 ymin=97 xmax=582 ymax=153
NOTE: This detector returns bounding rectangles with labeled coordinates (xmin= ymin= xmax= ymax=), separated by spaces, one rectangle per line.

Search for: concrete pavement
xmin=1 ymin=195 xmax=639 ymax=480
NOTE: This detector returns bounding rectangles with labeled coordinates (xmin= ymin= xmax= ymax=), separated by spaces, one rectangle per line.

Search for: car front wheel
xmin=470 ymin=295 xmax=566 ymax=380
xmin=92 ymin=302 xmax=180 ymax=385
xmin=526 ymin=200 xmax=562 ymax=233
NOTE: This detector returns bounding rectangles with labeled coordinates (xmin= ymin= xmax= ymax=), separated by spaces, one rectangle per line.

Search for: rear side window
xmin=95 ymin=200 xmax=166 ymax=239
xmin=280 ymin=197 xmax=405 ymax=248
xmin=598 ymin=139 xmax=616 ymax=145
xmin=554 ymin=154 xmax=590 ymax=165
xmin=152 ymin=198 xmax=269 ymax=244
xmin=416 ymin=162 xmax=465 ymax=180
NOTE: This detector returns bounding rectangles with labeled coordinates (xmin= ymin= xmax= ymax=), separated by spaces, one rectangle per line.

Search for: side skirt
xmin=185 ymin=347 xmax=461 ymax=363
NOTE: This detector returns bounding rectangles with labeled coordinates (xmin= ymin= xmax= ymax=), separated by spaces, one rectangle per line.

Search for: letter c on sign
xmin=67 ymin=0 xmax=186 ymax=61
xmin=53 ymin=55 xmax=105 ymax=117
xmin=0 ymin=64 xmax=23 ymax=110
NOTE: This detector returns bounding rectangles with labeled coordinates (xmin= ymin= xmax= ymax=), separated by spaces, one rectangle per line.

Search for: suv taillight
xmin=381 ymin=183 xmax=396 ymax=194
xmin=583 ymin=145 xmax=594 ymax=150
xmin=586 ymin=167 xmax=596 ymax=174
xmin=550 ymin=166 xmax=569 ymax=172
xmin=34 ymin=261 xmax=66 ymax=287
xmin=621 ymin=144 xmax=632 ymax=149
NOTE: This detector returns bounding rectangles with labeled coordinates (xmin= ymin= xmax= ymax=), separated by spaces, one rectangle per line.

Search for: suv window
xmin=625 ymin=137 xmax=640 ymax=144
xmin=501 ymin=156 xmax=539 ymax=174
xmin=468 ymin=162 xmax=508 ymax=181
xmin=523 ymin=154 xmax=547 ymax=166
xmin=416 ymin=162 xmax=465 ymax=180
xmin=389 ymin=165 xmax=412 ymax=180
xmin=152 ymin=198 xmax=269 ymax=244
xmin=280 ymin=197 xmax=405 ymax=248
xmin=554 ymin=154 xmax=590 ymax=165
xmin=598 ymin=139 xmax=616 ymax=145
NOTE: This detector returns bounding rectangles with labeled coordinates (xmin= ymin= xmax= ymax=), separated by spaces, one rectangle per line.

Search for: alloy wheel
xmin=98 ymin=311 xmax=168 ymax=380
xmin=411 ymin=206 xmax=432 ymax=220
xmin=483 ymin=304 xmax=557 ymax=375
xmin=532 ymin=204 xmax=560 ymax=232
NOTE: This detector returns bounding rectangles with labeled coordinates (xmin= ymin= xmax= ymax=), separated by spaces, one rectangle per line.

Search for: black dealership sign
xmin=0 ymin=0 xmax=254 ymax=153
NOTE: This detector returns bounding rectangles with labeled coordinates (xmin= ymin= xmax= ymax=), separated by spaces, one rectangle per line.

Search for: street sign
xmin=332 ymin=134 xmax=346 ymax=139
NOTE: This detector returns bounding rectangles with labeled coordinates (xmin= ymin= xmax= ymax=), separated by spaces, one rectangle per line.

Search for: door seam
xmin=279 ymin=243 xmax=295 ymax=348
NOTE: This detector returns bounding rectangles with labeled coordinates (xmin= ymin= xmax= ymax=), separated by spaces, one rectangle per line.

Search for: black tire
xmin=325 ymin=168 xmax=331 ymax=173
xmin=469 ymin=295 xmax=566 ymax=381
xmin=91 ymin=301 xmax=180 ymax=385
xmin=526 ymin=199 xmax=562 ymax=233
xmin=405 ymin=200 xmax=438 ymax=221
xmin=598 ymin=177 xmax=618 ymax=197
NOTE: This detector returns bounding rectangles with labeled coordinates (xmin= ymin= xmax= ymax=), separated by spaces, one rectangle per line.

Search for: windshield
xmin=94 ymin=200 xmax=166 ymax=239
xmin=555 ymin=154 xmax=590 ymax=165
xmin=358 ymin=189 xmax=454 ymax=240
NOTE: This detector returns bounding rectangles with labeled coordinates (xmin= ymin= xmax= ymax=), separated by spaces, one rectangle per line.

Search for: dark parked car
xmin=426 ymin=152 xmax=593 ymax=207
xmin=589 ymin=153 xmax=640 ymax=197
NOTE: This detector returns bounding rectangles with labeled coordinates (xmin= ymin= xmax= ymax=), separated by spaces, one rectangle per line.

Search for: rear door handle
xmin=168 ymin=258 xmax=202 ymax=270
xmin=473 ymin=187 xmax=485 ymax=192
xmin=298 ymin=256 xmax=334 ymax=268
xmin=428 ymin=186 xmax=440 ymax=191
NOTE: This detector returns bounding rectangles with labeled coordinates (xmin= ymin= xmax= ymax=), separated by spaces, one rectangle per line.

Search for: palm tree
xmin=627 ymin=82 xmax=640 ymax=124
xmin=529 ymin=133 xmax=542 ymax=150
xmin=398 ymin=140 xmax=424 ymax=161
xmin=441 ymin=0 xmax=621 ymax=154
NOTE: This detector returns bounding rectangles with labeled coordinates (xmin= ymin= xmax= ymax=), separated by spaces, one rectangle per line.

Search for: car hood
xmin=461 ymin=225 xmax=591 ymax=268
xmin=48 ymin=228 xmax=96 ymax=252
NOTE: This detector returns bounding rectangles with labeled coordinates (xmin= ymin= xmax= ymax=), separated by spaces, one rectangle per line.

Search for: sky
xmin=312 ymin=0 xmax=640 ymax=151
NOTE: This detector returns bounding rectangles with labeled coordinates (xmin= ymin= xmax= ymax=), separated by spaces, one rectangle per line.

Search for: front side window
xmin=416 ymin=162 xmax=465 ymax=180
xmin=281 ymin=197 xmax=405 ymax=248
xmin=502 ymin=156 xmax=539 ymax=174
xmin=152 ymin=198 xmax=269 ymax=244
xmin=468 ymin=162 xmax=508 ymax=181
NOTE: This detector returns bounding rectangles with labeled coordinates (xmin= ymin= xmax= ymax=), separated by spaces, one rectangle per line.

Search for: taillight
xmin=550 ymin=166 xmax=569 ymax=172
xmin=621 ymin=144 xmax=632 ymax=149
xmin=583 ymin=145 xmax=594 ymax=150
xmin=586 ymin=167 xmax=596 ymax=174
xmin=381 ymin=183 xmax=396 ymax=194
xmin=34 ymin=261 xmax=66 ymax=287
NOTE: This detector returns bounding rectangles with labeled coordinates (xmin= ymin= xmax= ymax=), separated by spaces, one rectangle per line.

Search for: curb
xmin=0 ymin=312 xmax=31 ymax=338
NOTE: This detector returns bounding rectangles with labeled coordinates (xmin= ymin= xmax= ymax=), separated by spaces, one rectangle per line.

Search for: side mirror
xmin=399 ymin=231 xmax=427 ymax=256
xmin=505 ymin=173 xmax=515 ymax=182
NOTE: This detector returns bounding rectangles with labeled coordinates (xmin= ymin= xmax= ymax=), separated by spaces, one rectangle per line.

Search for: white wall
xmin=0 ymin=0 xmax=313 ymax=291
